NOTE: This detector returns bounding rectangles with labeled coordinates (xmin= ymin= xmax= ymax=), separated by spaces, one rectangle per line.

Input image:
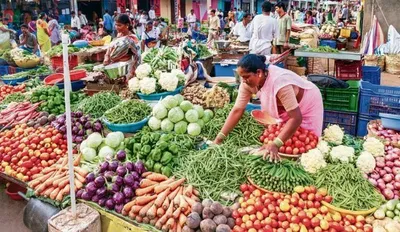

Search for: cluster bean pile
xmin=104 ymin=100 xmax=151 ymax=124
xmin=76 ymin=92 xmax=122 ymax=119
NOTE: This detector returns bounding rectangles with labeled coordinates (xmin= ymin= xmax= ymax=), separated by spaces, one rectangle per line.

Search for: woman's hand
xmin=259 ymin=142 xmax=281 ymax=162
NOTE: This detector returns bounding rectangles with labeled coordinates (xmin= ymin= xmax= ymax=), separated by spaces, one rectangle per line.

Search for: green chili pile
xmin=77 ymin=92 xmax=122 ymax=119
xmin=1 ymin=93 xmax=26 ymax=104
xmin=314 ymin=163 xmax=384 ymax=211
xmin=174 ymin=144 xmax=246 ymax=204
xmin=104 ymin=99 xmax=151 ymax=124
xmin=202 ymin=104 xmax=263 ymax=147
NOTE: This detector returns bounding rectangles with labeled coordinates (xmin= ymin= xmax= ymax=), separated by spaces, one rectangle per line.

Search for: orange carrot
xmin=155 ymin=214 xmax=168 ymax=230
xmin=140 ymin=179 xmax=159 ymax=188
xmin=53 ymin=175 xmax=68 ymax=188
xmin=146 ymin=205 xmax=157 ymax=219
xmin=146 ymin=173 xmax=168 ymax=182
xmin=162 ymin=197 xmax=170 ymax=211
xmin=166 ymin=217 xmax=175 ymax=230
xmin=193 ymin=189 xmax=200 ymax=196
xmin=74 ymin=179 xmax=83 ymax=189
xmin=183 ymin=185 xmax=193 ymax=197
xmin=29 ymin=179 xmax=42 ymax=189
xmin=154 ymin=179 xmax=176 ymax=193
xmin=183 ymin=195 xmax=196 ymax=207
xmin=123 ymin=200 xmax=137 ymax=212
xmin=49 ymin=188 xmax=60 ymax=200
xmin=74 ymin=167 xmax=88 ymax=177
xmin=179 ymin=195 xmax=188 ymax=212
xmin=130 ymin=205 xmax=143 ymax=214
xmin=135 ymin=195 xmax=158 ymax=205
xmin=162 ymin=225 xmax=168 ymax=232
xmin=73 ymin=154 xmax=81 ymax=166
xmin=136 ymin=185 xmax=156 ymax=196
xmin=166 ymin=199 xmax=174 ymax=216
xmin=173 ymin=194 xmax=181 ymax=208
xmin=142 ymin=172 xmax=152 ymax=177
xmin=42 ymin=167 xmax=57 ymax=174
xmin=31 ymin=173 xmax=44 ymax=180
xmin=74 ymin=172 xmax=86 ymax=183
xmin=176 ymin=223 xmax=182 ymax=232
xmin=56 ymin=187 xmax=65 ymax=201
xmin=150 ymin=219 xmax=157 ymax=226
xmin=143 ymin=217 xmax=150 ymax=224
xmin=128 ymin=209 xmax=136 ymax=219
xmin=135 ymin=216 xmax=143 ymax=223
xmin=58 ymin=178 xmax=70 ymax=188
xmin=139 ymin=200 xmax=155 ymax=217
xmin=184 ymin=207 xmax=191 ymax=215
xmin=43 ymin=187 xmax=55 ymax=197
xmin=62 ymin=184 xmax=70 ymax=195
xmin=157 ymin=207 xmax=165 ymax=218
xmin=172 ymin=206 xmax=181 ymax=219
xmin=155 ymin=188 xmax=171 ymax=207
xmin=191 ymin=195 xmax=200 ymax=202
xmin=167 ymin=178 xmax=186 ymax=192
xmin=170 ymin=221 xmax=177 ymax=232
xmin=179 ymin=213 xmax=187 ymax=226
xmin=168 ymin=186 xmax=181 ymax=201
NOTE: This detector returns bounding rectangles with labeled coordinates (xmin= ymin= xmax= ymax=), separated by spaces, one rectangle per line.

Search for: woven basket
xmin=307 ymin=57 xmax=325 ymax=74
xmin=89 ymin=40 xmax=105 ymax=46
xmin=288 ymin=65 xmax=306 ymax=76
xmin=385 ymin=54 xmax=400 ymax=75
xmin=364 ymin=55 xmax=385 ymax=71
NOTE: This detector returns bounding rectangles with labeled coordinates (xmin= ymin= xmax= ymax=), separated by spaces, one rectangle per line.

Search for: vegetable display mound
xmin=202 ymin=104 xmax=264 ymax=147
xmin=1 ymin=92 xmax=26 ymax=104
xmin=46 ymin=44 xmax=81 ymax=58
xmin=80 ymin=132 xmax=126 ymax=163
xmin=51 ymin=112 xmax=103 ymax=144
xmin=141 ymin=47 xmax=179 ymax=70
xmin=314 ymin=163 xmax=385 ymax=211
xmin=104 ymin=100 xmax=151 ymax=124
xmin=174 ymin=144 xmax=246 ymax=203
xmin=0 ymin=84 xmax=26 ymax=102
xmin=0 ymin=102 xmax=41 ymax=127
xmin=76 ymin=92 xmax=122 ymax=119
xmin=246 ymin=156 xmax=313 ymax=193
xmin=77 ymin=160 xmax=146 ymax=214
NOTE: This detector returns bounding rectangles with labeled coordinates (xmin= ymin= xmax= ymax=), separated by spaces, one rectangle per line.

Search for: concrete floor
xmin=0 ymin=184 xmax=30 ymax=232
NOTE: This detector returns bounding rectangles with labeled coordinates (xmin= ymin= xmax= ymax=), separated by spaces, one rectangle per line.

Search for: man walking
xmin=275 ymin=2 xmax=292 ymax=54
xmin=187 ymin=9 xmax=197 ymax=31
xmin=207 ymin=9 xmax=220 ymax=43
xmin=78 ymin=11 xmax=88 ymax=27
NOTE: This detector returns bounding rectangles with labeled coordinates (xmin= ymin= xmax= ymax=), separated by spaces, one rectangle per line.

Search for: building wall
xmin=362 ymin=0 xmax=400 ymax=38
xmin=160 ymin=0 xmax=172 ymax=21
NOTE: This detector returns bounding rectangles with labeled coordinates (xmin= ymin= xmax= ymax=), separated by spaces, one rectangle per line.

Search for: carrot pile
xmin=28 ymin=155 xmax=88 ymax=201
xmin=123 ymin=172 xmax=200 ymax=232
xmin=0 ymin=102 xmax=41 ymax=127
xmin=0 ymin=84 xmax=25 ymax=102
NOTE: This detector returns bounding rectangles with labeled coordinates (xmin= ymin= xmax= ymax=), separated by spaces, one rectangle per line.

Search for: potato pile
xmin=184 ymin=199 xmax=235 ymax=232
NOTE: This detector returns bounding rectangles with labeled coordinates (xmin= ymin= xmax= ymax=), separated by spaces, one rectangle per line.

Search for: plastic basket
xmin=359 ymin=81 xmax=400 ymax=118
xmin=323 ymin=110 xmax=358 ymax=136
xmin=51 ymin=55 xmax=78 ymax=72
xmin=319 ymin=80 xmax=360 ymax=112
xmin=357 ymin=114 xmax=378 ymax=137
xmin=0 ymin=65 xmax=8 ymax=76
xmin=214 ymin=63 xmax=237 ymax=77
xmin=136 ymin=86 xmax=183 ymax=101
xmin=1 ymin=76 xmax=28 ymax=86
xmin=320 ymin=40 xmax=337 ymax=49
xmin=380 ymin=113 xmax=400 ymax=131
xmin=335 ymin=60 xmax=362 ymax=80
xmin=103 ymin=117 xmax=149 ymax=133
xmin=55 ymin=80 xmax=86 ymax=91
xmin=5 ymin=183 xmax=27 ymax=201
xmin=362 ymin=66 xmax=381 ymax=85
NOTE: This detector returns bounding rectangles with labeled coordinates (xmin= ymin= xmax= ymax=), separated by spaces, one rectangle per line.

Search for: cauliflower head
xmin=159 ymin=72 xmax=179 ymax=92
xmin=135 ymin=63 xmax=152 ymax=79
xmin=154 ymin=70 xmax=163 ymax=80
xmin=356 ymin=151 xmax=376 ymax=174
xmin=128 ymin=78 xmax=140 ymax=92
xmin=317 ymin=140 xmax=331 ymax=157
xmin=363 ymin=137 xmax=385 ymax=157
xmin=171 ymin=69 xmax=185 ymax=81
xmin=139 ymin=77 xmax=157 ymax=95
xmin=300 ymin=148 xmax=327 ymax=174
xmin=330 ymin=145 xmax=355 ymax=163
xmin=323 ymin=125 xmax=344 ymax=145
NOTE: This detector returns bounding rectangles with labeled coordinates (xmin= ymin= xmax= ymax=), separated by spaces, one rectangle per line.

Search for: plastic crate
xmin=340 ymin=28 xmax=351 ymax=38
xmin=51 ymin=55 xmax=78 ymax=72
xmin=335 ymin=60 xmax=362 ymax=80
xmin=320 ymin=40 xmax=337 ymax=48
xmin=0 ymin=65 xmax=8 ymax=76
xmin=362 ymin=66 xmax=381 ymax=85
xmin=359 ymin=81 xmax=400 ymax=118
xmin=323 ymin=110 xmax=358 ymax=136
xmin=214 ymin=63 xmax=237 ymax=77
xmin=319 ymin=80 xmax=360 ymax=112
xmin=356 ymin=114 xmax=378 ymax=137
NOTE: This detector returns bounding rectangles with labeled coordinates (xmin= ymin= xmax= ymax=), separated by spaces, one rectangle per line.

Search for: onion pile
xmin=368 ymin=121 xmax=400 ymax=150
xmin=51 ymin=111 xmax=103 ymax=144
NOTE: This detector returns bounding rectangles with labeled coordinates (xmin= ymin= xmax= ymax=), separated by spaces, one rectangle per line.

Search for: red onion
xmin=377 ymin=178 xmax=385 ymax=184
xmin=394 ymin=182 xmax=400 ymax=190
xmin=385 ymin=155 xmax=394 ymax=161
xmin=384 ymin=174 xmax=394 ymax=183
xmin=378 ymin=182 xmax=386 ymax=190
xmin=371 ymin=173 xmax=380 ymax=180
xmin=387 ymin=161 xmax=395 ymax=168
xmin=393 ymin=167 xmax=400 ymax=174
xmin=395 ymin=195 xmax=399 ymax=200
xmin=368 ymin=178 xmax=377 ymax=186
xmin=379 ymin=170 xmax=388 ymax=177
xmin=376 ymin=162 xmax=386 ymax=168
xmin=394 ymin=160 xmax=400 ymax=167
xmin=384 ymin=167 xmax=393 ymax=173
xmin=388 ymin=130 xmax=396 ymax=134
xmin=383 ymin=189 xmax=395 ymax=200
xmin=395 ymin=174 xmax=400 ymax=182
xmin=387 ymin=183 xmax=395 ymax=190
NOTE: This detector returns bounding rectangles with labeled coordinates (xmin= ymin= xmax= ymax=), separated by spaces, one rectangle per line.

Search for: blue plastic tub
xmin=356 ymin=114 xmax=379 ymax=137
xmin=323 ymin=110 xmax=358 ymax=136
xmin=137 ymin=86 xmax=183 ymax=101
xmin=362 ymin=66 xmax=381 ymax=85
xmin=320 ymin=40 xmax=337 ymax=49
xmin=103 ymin=117 xmax=149 ymax=133
xmin=73 ymin=40 xmax=89 ymax=48
xmin=246 ymin=102 xmax=261 ymax=112
xmin=380 ymin=113 xmax=400 ymax=131
xmin=55 ymin=80 xmax=86 ymax=91
xmin=214 ymin=63 xmax=237 ymax=77
xmin=1 ymin=76 xmax=28 ymax=86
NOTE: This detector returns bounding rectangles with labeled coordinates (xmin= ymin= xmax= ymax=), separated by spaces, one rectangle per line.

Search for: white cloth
xmin=79 ymin=14 xmax=88 ymax=26
xmin=71 ymin=16 xmax=81 ymax=29
xmin=149 ymin=10 xmax=156 ymax=20
xmin=187 ymin=13 xmax=197 ymax=23
xmin=249 ymin=14 xmax=278 ymax=55
xmin=232 ymin=22 xmax=252 ymax=42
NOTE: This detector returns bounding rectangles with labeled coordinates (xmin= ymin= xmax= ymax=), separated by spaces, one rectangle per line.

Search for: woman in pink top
xmin=214 ymin=54 xmax=323 ymax=161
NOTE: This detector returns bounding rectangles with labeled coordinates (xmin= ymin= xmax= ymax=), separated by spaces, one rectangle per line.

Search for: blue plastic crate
xmin=214 ymin=63 xmax=237 ymax=77
xmin=246 ymin=102 xmax=261 ymax=112
xmin=362 ymin=66 xmax=381 ymax=85
xmin=0 ymin=65 xmax=8 ymax=76
xmin=320 ymin=40 xmax=337 ymax=49
xmin=359 ymin=81 xmax=400 ymax=118
xmin=356 ymin=114 xmax=379 ymax=137
xmin=323 ymin=110 xmax=358 ymax=136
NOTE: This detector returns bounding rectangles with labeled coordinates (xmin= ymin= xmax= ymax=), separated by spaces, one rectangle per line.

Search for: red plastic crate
xmin=90 ymin=51 xmax=106 ymax=62
xmin=5 ymin=183 xmax=26 ymax=201
xmin=51 ymin=55 xmax=78 ymax=72
xmin=335 ymin=60 xmax=362 ymax=80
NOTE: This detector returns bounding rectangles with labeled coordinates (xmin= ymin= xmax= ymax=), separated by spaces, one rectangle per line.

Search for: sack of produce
xmin=364 ymin=54 xmax=385 ymax=71
xmin=385 ymin=54 xmax=400 ymax=75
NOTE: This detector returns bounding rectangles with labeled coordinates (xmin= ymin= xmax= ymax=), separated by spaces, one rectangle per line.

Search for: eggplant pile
xmin=51 ymin=111 xmax=103 ymax=144
xmin=77 ymin=160 xmax=146 ymax=213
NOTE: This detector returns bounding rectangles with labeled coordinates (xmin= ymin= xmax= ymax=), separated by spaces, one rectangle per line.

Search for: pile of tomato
xmin=232 ymin=184 xmax=372 ymax=232
xmin=260 ymin=124 xmax=319 ymax=155
xmin=0 ymin=84 xmax=26 ymax=101
xmin=0 ymin=124 xmax=67 ymax=181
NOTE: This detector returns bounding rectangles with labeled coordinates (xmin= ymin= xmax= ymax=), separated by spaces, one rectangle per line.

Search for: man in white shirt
xmin=70 ymin=11 xmax=81 ymax=30
xmin=230 ymin=13 xmax=252 ymax=42
xmin=149 ymin=7 xmax=156 ymax=20
xmin=249 ymin=1 xmax=278 ymax=55
xmin=187 ymin=9 xmax=197 ymax=31
xmin=207 ymin=9 xmax=220 ymax=43
xmin=78 ymin=11 xmax=88 ymax=27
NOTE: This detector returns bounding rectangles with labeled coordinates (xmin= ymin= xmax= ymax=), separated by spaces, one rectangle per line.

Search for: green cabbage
xmin=174 ymin=94 xmax=184 ymax=104
xmin=152 ymin=103 xmax=168 ymax=120
xmin=149 ymin=116 xmax=162 ymax=130
xmin=161 ymin=118 xmax=174 ymax=132
xmin=187 ymin=123 xmax=201 ymax=136
xmin=174 ymin=121 xmax=188 ymax=134
xmin=180 ymin=100 xmax=193 ymax=112
xmin=168 ymin=107 xmax=184 ymax=123
xmin=185 ymin=109 xmax=199 ymax=123
xmin=82 ymin=147 xmax=97 ymax=161
xmin=79 ymin=140 xmax=88 ymax=153
xmin=105 ymin=132 xmax=123 ymax=149
xmin=203 ymin=109 xmax=214 ymax=122
xmin=197 ymin=119 xmax=205 ymax=128
xmin=193 ymin=105 xmax=204 ymax=118
xmin=86 ymin=132 xmax=103 ymax=149
xmin=98 ymin=146 xmax=115 ymax=159
xmin=161 ymin=96 xmax=178 ymax=109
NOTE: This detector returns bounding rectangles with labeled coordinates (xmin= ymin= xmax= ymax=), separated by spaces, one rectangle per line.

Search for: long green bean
xmin=104 ymin=99 xmax=151 ymax=124
xmin=77 ymin=92 xmax=122 ymax=119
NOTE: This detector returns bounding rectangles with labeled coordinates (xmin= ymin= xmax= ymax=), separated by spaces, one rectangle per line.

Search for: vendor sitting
xmin=229 ymin=13 xmax=252 ymax=43
xmin=19 ymin=24 xmax=40 ymax=56
xmin=141 ymin=21 xmax=161 ymax=52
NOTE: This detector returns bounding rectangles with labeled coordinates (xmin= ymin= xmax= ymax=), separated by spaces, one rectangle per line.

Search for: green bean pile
xmin=174 ymin=144 xmax=246 ymax=203
xmin=314 ymin=163 xmax=384 ymax=211
xmin=104 ymin=99 xmax=151 ymax=124
xmin=202 ymin=104 xmax=264 ymax=147
xmin=77 ymin=92 xmax=122 ymax=119
xmin=246 ymin=156 xmax=313 ymax=193
xmin=1 ymin=93 xmax=26 ymax=104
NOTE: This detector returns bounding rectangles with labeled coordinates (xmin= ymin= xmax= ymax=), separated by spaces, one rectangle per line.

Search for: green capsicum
xmin=151 ymin=148 xmax=162 ymax=161
xmin=145 ymin=159 xmax=155 ymax=171
xmin=141 ymin=134 xmax=151 ymax=145
xmin=133 ymin=143 xmax=142 ymax=153
xmin=141 ymin=144 xmax=152 ymax=155
xmin=153 ymin=163 xmax=163 ymax=173
xmin=160 ymin=151 xmax=173 ymax=165
xmin=156 ymin=141 xmax=168 ymax=151
xmin=168 ymin=143 xmax=179 ymax=155
xmin=161 ymin=166 xmax=172 ymax=177
xmin=150 ymin=133 xmax=161 ymax=143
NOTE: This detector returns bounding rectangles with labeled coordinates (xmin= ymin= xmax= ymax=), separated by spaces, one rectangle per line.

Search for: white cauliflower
xmin=128 ymin=78 xmax=140 ymax=92
xmin=356 ymin=151 xmax=376 ymax=174
xmin=300 ymin=149 xmax=327 ymax=174
xmin=317 ymin=140 xmax=331 ymax=157
xmin=139 ymin=77 xmax=157 ymax=95
xmin=363 ymin=137 xmax=385 ymax=157
xmin=330 ymin=145 xmax=355 ymax=163
xmin=323 ymin=125 xmax=344 ymax=145
xmin=159 ymin=72 xmax=179 ymax=92
xmin=135 ymin=63 xmax=152 ymax=79
xmin=154 ymin=70 xmax=163 ymax=80
xmin=171 ymin=69 xmax=185 ymax=81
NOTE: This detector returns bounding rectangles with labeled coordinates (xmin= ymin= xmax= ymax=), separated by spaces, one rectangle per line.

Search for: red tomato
xmin=240 ymin=184 xmax=249 ymax=192
xmin=305 ymin=145 xmax=312 ymax=151
xmin=310 ymin=141 xmax=317 ymax=148
xmin=285 ymin=146 xmax=293 ymax=154
xmin=279 ymin=146 xmax=285 ymax=153
xmin=292 ymin=148 xmax=299 ymax=155
xmin=305 ymin=137 xmax=310 ymax=145
xmin=299 ymin=147 xmax=306 ymax=154
xmin=284 ymin=139 xmax=292 ymax=147
xmin=260 ymin=136 xmax=265 ymax=142
xmin=268 ymin=134 xmax=275 ymax=140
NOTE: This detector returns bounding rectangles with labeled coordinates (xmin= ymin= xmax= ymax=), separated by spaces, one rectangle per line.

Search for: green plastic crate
xmin=319 ymin=80 xmax=360 ymax=113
